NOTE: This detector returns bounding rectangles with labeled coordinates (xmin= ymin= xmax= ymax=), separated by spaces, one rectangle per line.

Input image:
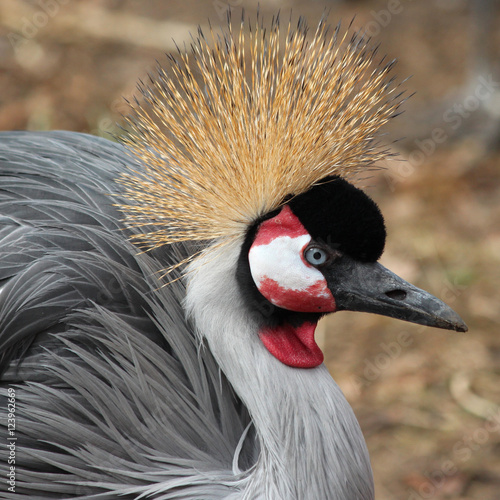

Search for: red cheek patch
xmin=259 ymin=321 xmax=324 ymax=368
xmin=253 ymin=205 xmax=308 ymax=244
xmin=259 ymin=277 xmax=336 ymax=312
xmin=249 ymin=205 xmax=336 ymax=313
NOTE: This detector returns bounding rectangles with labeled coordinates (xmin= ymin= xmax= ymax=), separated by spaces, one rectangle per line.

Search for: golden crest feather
xmin=117 ymin=14 xmax=403 ymax=256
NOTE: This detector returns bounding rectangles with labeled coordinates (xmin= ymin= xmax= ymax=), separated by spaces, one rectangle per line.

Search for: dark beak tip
xmin=436 ymin=312 xmax=468 ymax=333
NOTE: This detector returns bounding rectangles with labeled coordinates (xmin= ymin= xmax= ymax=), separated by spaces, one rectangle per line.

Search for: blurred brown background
xmin=0 ymin=1 xmax=499 ymax=499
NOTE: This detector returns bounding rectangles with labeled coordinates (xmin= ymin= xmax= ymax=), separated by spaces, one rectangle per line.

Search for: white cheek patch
xmin=249 ymin=232 xmax=312 ymax=285
xmin=248 ymin=206 xmax=336 ymax=313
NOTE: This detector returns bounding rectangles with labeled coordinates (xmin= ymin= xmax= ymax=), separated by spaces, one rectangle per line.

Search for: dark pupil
xmin=313 ymin=251 xmax=322 ymax=260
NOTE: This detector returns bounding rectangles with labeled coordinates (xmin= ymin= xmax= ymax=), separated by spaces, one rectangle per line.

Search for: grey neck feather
xmin=185 ymin=239 xmax=375 ymax=500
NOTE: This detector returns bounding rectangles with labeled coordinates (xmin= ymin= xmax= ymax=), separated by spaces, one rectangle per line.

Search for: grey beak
xmin=325 ymin=258 xmax=468 ymax=332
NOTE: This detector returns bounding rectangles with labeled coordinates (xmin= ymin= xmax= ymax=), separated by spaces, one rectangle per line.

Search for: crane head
xmin=240 ymin=176 xmax=468 ymax=369
xmin=116 ymin=17 xmax=468 ymax=371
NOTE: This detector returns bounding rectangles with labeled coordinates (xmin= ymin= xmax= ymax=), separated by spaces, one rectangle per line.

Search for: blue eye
xmin=304 ymin=246 xmax=328 ymax=266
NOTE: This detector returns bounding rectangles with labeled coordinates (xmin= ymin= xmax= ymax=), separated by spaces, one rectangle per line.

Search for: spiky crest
xmin=117 ymin=15 xmax=403 ymax=263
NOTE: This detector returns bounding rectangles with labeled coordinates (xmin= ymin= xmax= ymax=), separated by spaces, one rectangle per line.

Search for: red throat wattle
xmin=259 ymin=321 xmax=324 ymax=368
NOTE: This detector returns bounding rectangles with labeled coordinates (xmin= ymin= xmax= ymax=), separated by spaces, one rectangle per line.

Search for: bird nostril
xmin=385 ymin=289 xmax=407 ymax=301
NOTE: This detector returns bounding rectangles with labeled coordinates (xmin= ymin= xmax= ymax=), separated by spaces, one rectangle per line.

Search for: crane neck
xmin=185 ymin=240 xmax=374 ymax=500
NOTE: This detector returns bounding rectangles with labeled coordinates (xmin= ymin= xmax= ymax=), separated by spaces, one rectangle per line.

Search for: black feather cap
xmin=287 ymin=176 xmax=386 ymax=262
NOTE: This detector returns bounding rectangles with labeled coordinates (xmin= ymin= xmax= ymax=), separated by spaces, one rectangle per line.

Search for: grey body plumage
xmin=0 ymin=132 xmax=255 ymax=499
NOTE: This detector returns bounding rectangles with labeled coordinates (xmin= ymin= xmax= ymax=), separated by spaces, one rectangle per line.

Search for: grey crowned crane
xmin=0 ymin=17 xmax=467 ymax=500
